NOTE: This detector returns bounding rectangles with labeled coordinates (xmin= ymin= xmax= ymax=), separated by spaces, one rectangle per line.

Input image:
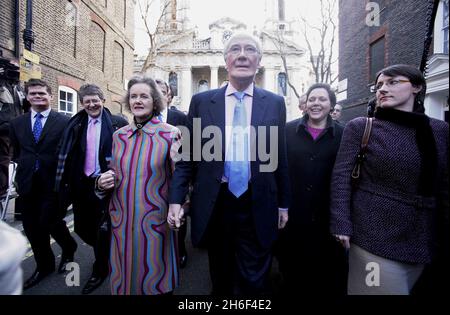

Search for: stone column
xmin=181 ymin=67 xmax=192 ymax=112
xmin=264 ymin=68 xmax=276 ymax=92
xmin=210 ymin=66 xmax=219 ymax=89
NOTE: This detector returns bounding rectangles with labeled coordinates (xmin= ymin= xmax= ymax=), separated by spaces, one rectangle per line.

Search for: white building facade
xmin=140 ymin=0 xmax=314 ymax=121
xmin=425 ymin=0 xmax=449 ymax=122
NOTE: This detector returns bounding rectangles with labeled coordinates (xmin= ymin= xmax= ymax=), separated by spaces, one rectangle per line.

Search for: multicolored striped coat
xmin=108 ymin=117 xmax=181 ymax=295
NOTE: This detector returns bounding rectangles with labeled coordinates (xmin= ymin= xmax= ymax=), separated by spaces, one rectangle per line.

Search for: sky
xmin=134 ymin=0 xmax=337 ymax=55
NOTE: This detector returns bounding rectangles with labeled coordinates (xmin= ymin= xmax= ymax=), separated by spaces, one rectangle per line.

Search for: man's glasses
xmin=227 ymin=45 xmax=259 ymax=56
xmin=370 ymin=79 xmax=410 ymax=93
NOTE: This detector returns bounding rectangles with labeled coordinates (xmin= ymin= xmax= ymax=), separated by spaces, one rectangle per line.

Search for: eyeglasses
xmin=82 ymin=99 xmax=102 ymax=106
xmin=227 ymin=45 xmax=259 ymax=56
xmin=370 ymin=79 xmax=410 ymax=93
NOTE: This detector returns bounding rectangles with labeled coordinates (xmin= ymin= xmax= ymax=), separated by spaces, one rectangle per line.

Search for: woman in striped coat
xmin=97 ymin=75 xmax=181 ymax=295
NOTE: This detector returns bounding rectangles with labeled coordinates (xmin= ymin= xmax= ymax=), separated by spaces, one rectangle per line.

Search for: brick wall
xmin=0 ymin=0 xmax=135 ymax=115
xmin=338 ymin=0 xmax=431 ymax=122
xmin=0 ymin=0 xmax=16 ymax=58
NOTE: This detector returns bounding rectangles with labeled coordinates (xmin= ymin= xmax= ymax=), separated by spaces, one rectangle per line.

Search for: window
xmin=58 ymin=86 xmax=77 ymax=117
xmin=369 ymin=37 xmax=385 ymax=82
xmin=443 ymin=0 xmax=449 ymax=54
xmin=113 ymin=42 xmax=124 ymax=82
xmin=169 ymin=72 xmax=178 ymax=96
xmin=123 ymin=0 xmax=127 ymax=28
xmin=64 ymin=1 xmax=77 ymax=57
xmin=115 ymin=0 xmax=126 ymax=28
xmin=89 ymin=22 xmax=106 ymax=71
xmin=277 ymin=72 xmax=287 ymax=96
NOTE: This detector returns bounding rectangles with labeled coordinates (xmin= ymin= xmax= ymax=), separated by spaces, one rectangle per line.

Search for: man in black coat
xmin=9 ymin=79 xmax=77 ymax=290
xmin=55 ymin=84 xmax=127 ymax=294
xmin=168 ymin=33 xmax=290 ymax=295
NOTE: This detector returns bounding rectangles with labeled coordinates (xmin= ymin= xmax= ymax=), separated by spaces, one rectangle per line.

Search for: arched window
xmin=169 ymin=72 xmax=178 ymax=96
xmin=58 ymin=86 xmax=78 ymax=117
xmin=89 ymin=22 xmax=105 ymax=71
xmin=64 ymin=1 xmax=77 ymax=57
xmin=278 ymin=72 xmax=287 ymax=96
xmin=113 ymin=42 xmax=124 ymax=82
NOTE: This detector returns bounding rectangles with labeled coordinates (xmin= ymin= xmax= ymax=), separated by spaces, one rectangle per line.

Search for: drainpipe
xmin=23 ymin=0 xmax=35 ymax=51
xmin=14 ymin=0 xmax=20 ymax=57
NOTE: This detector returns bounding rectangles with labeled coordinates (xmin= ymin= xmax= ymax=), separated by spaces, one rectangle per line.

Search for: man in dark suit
xmin=168 ymin=33 xmax=290 ymax=295
xmin=9 ymin=79 xmax=77 ymax=290
xmin=55 ymin=84 xmax=127 ymax=294
xmin=155 ymin=79 xmax=189 ymax=268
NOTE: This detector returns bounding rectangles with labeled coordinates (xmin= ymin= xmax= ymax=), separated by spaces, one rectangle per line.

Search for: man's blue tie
xmin=33 ymin=113 xmax=43 ymax=170
xmin=33 ymin=113 xmax=43 ymax=142
xmin=225 ymin=91 xmax=249 ymax=198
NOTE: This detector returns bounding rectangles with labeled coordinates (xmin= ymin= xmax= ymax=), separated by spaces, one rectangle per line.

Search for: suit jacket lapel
xmin=37 ymin=110 xmax=57 ymax=143
xmin=250 ymin=87 xmax=269 ymax=171
xmin=251 ymin=87 xmax=269 ymax=127
xmin=24 ymin=112 xmax=33 ymax=142
xmin=208 ymin=87 xmax=227 ymax=160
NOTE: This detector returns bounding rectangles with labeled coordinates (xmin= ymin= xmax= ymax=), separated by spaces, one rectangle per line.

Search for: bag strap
xmin=351 ymin=117 xmax=373 ymax=180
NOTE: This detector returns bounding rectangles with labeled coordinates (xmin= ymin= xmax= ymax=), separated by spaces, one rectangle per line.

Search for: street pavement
xmin=5 ymin=200 xmax=282 ymax=295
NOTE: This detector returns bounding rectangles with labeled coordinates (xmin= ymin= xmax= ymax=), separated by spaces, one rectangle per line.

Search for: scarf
xmin=54 ymin=108 xmax=116 ymax=192
xmin=374 ymin=107 xmax=438 ymax=196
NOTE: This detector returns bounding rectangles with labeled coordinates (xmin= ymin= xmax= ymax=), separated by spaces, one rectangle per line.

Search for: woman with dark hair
xmin=276 ymin=83 xmax=347 ymax=295
xmin=331 ymin=64 xmax=449 ymax=294
xmin=97 ymin=75 xmax=181 ymax=295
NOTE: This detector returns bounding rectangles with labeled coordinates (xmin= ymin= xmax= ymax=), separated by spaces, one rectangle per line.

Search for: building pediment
xmin=260 ymin=30 xmax=305 ymax=55
xmin=158 ymin=29 xmax=197 ymax=50
xmin=209 ymin=17 xmax=247 ymax=31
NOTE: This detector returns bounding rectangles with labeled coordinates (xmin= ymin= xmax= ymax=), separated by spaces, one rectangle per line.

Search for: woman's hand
xmin=334 ymin=234 xmax=350 ymax=249
xmin=167 ymin=204 xmax=185 ymax=230
xmin=98 ymin=170 xmax=116 ymax=191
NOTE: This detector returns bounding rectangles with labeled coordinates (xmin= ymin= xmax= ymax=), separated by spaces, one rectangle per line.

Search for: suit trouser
xmin=178 ymin=217 xmax=187 ymax=257
xmin=72 ymin=175 xmax=110 ymax=278
xmin=21 ymin=171 xmax=77 ymax=272
xmin=0 ymin=133 xmax=10 ymax=196
xmin=205 ymin=184 xmax=272 ymax=295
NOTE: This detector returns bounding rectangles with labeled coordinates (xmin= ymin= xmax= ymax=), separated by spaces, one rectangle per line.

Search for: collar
xmin=225 ymin=82 xmax=254 ymax=98
xmin=31 ymin=107 xmax=51 ymax=118
xmin=87 ymin=110 xmax=102 ymax=124
xmin=374 ymin=107 xmax=429 ymax=127
xmin=160 ymin=107 xmax=168 ymax=120
xmin=296 ymin=114 xmax=336 ymax=137
xmin=128 ymin=116 xmax=160 ymax=138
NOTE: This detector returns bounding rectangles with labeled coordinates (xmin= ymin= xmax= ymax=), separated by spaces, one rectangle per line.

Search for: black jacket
xmin=10 ymin=110 xmax=69 ymax=195
xmin=58 ymin=108 xmax=128 ymax=208
xmin=167 ymin=108 xmax=187 ymax=127
xmin=169 ymin=86 xmax=290 ymax=249
xmin=285 ymin=115 xmax=344 ymax=232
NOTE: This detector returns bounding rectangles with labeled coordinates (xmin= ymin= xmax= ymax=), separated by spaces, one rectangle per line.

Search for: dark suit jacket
xmin=169 ymin=85 xmax=290 ymax=249
xmin=10 ymin=110 xmax=69 ymax=195
xmin=167 ymin=108 xmax=187 ymax=127
xmin=60 ymin=108 xmax=128 ymax=203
